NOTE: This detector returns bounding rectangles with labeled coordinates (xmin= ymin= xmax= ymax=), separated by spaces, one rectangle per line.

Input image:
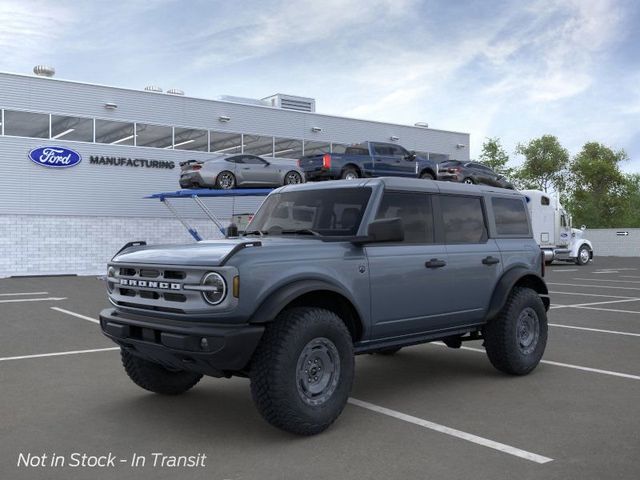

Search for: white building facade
xmin=0 ymin=71 xmax=470 ymax=277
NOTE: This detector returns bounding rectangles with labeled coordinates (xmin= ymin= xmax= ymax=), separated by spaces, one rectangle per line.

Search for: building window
xmin=244 ymin=134 xmax=274 ymax=156
xmin=428 ymin=153 xmax=449 ymax=163
xmin=173 ymin=127 xmax=208 ymax=151
xmin=210 ymin=131 xmax=242 ymax=154
xmin=331 ymin=143 xmax=348 ymax=154
xmin=273 ymin=137 xmax=303 ymax=159
xmin=4 ymin=110 xmax=49 ymax=138
xmin=303 ymin=140 xmax=330 ymax=156
xmin=135 ymin=123 xmax=173 ymax=149
xmin=95 ymin=119 xmax=135 ymax=145
xmin=50 ymin=115 xmax=93 ymax=142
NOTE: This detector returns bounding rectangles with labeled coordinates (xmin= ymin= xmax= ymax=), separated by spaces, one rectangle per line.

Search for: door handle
xmin=242 ymin=167 xmax=250 ymax=170
xmin=482 ymin=256 xmax=500 ymax=265
xmin=425 ymin=258 xmax=446 ymax=268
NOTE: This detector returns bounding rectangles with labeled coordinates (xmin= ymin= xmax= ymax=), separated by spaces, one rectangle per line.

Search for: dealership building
xmin=0 ymin=69 xmax=470 ymax=278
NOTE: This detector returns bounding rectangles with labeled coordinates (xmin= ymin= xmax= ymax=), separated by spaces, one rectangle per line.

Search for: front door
xmin=366 ymin=190 xmax=455 ymax=339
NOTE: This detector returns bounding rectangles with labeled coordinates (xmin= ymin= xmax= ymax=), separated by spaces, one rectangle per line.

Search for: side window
xmin=390 ymin=145 xmax=408 ymax=157
xmin=541 ymin=196 xmax=550 ymax=206
xmin=373 ymin=144 xmax=393 ymax=156
xmin=440 ymin=195 xmax=487 ymax=244
xmin=492 ymin=197 xmax=530 ymax=236
xmin=243 ymin=155 xmax=267 ymax=165
xmin=375 ymin=191 xmax=434 ymax=244
xmin=226 ymin=156 xmax=243 ymax=164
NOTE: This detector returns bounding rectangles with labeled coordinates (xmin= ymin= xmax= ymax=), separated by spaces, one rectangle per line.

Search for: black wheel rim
xmin=286 ymin=172 xmax=301 ymax=184
xmin=464 ymin=178 xmax=473 ymax=184
xmin=296 ymin=337 xmax=341 ymax=406
xmin=218 ymin=172 xmax=234 ymax=189
xmin=517 ymin=307 xmax=540 ymax=355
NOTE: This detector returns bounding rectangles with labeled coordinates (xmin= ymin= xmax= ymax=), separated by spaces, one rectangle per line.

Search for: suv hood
xmin=112 ymin=237 xmax=321 ymax=266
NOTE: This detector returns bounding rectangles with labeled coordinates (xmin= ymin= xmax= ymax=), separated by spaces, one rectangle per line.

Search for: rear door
xmin=367 ymin=190 xmax=454 ymax=339
xmin=371 ymin=143 xmax=396 ymax=177
xmin=438 ymin=194 xmax=502 ymax=324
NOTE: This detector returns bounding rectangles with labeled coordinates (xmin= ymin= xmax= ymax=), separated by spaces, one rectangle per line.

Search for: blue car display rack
xmin=146 ymin=188 xmax=273 ymax=241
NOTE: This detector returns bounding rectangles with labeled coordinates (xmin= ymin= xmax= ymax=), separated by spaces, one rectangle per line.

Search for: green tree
xmin=566 ymin=142 xmax=631 ymax=228
xmin=478 ymin=137 xmax=513 ymax=177
xmin=514 ymin=135 xmax=569 ymax=192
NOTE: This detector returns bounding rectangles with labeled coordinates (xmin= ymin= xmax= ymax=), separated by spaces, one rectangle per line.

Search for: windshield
xmin=245 ymin=187 xmax=372 ymax=237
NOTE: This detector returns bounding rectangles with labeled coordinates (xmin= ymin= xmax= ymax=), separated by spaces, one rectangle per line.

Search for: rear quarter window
xmin=440 ymin=195 xmax=487 ymax=244
xmin=492 ymin=197 xmax=530 ymax=236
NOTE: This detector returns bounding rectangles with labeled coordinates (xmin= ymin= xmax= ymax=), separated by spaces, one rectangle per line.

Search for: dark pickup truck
xmin=298 ymin=141 xmax=438 ymax=181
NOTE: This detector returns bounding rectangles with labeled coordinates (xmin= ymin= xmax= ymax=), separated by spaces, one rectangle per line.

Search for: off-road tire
xmin=250 ymin=307 xmax=354 ymax=435
xmin=483 ymin=287 xmax=547 ymax=375
xmin=420 ymin=171 xmax=435 ymax=180
xmin=341 ymin=167 xmax=359 ymax=180
xmin=576 ymin=245 xmax=591 ymax=265
xmin=121 ymin=349 xmax=202 ymax=395
xmin=376 ymin=347 xmax=402 ymax=355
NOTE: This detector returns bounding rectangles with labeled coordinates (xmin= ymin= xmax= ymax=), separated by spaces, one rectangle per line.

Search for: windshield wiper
xmin=280 ymin=229 xmax=321 ymax=237
xmin=243 ymin=230 xmax=267 ymax=237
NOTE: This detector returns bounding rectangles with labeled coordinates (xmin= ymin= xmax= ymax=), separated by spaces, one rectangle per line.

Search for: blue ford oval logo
xmin=28 ymin=146 xmax=82 ymax=168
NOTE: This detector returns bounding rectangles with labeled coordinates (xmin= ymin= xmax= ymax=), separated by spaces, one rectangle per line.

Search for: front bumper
xmin=100 ymin=308 xmax=264 ymax=376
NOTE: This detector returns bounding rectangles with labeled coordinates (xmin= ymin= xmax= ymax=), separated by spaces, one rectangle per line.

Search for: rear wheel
xmin=483 ymin=287 xmax=547 ymax=375
xmin=284 ymin=171 xmax=303 ymax=185
xmin=420 ymin=171 xmax=435 ymax=180
xmin=576 ymin=245 xmax=591 ymax=265
xmin=121 ymin=349 xmax=202 ymax=395
xmin=250 ymin=307 xmax=354 ymax=435
xmin=341 ymin=167 xmax=359 ymax=180
xmin=216 ymin=171 xmax=236 ymax=189
xmin=463 ymin=177 xmax=474 ymax=185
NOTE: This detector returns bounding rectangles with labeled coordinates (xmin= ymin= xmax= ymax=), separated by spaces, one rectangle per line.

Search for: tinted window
xmin=243 ymin=155 xmax=266 ymax=165
xmin=345 ymin=147 xmax=369 ymax=156
xmin=211 ymin=131 xmax=242 ymax=154
xmin=95 ymin=119 xmax=134 ymax=145
xmin=373 ymin=144 xmax=394 ymax=156
xmin=136 ymin=123 xmax=172 ymax=148
xmin=541 ymin=196 xmax=550 ymax=206
xmin=244 ymin=135 xmax=274 ymax=156
xmin=173 ymin=127 xmax=208 ymax=151
xmin=375 ymin=191 xmax=434 ymax=243
xmin=51 ymin=115 xmax=93 ymax=142
xmin=247 ymin=188 xmax=372 ymax=237
xmin=274 ymin=137 xmax=303 ymax=158
xmin=492 ymin=197 xmax=530 ymax=236
xmin=225 ymin=156 xmax=244 ymax=164
xmin=304 ymin=140 xmax=330 ymax=156
xmin=440 ymin=195 xmax=487 ymax=244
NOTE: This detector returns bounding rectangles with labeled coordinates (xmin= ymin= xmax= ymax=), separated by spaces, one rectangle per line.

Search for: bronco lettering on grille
xmin=119 ymin=279 xmax=181 ymax=290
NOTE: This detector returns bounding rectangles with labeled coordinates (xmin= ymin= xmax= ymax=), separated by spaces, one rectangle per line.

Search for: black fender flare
xmin=485 ymin=267 xmax=549 ymax=320
xmin=248 ymin=279 xmax=363 ymax=325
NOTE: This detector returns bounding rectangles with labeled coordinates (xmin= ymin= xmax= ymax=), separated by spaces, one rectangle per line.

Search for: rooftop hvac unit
xmin=33 ymin=65 xmax=55 ymax=77
xmin=167 ymin=88 xmax=185 ymax=96
xmin=262 ymin=94 xmax=316 ymax=113
xmin=144 ymin=85 xmax=163 ymax=92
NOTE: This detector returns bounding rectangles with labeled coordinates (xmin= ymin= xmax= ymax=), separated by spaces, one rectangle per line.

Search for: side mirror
xmin=353 ymin=218 xmax=404 ymax=244
xmin=225 ymin=223 xmax=239 ymax=238
xmin=581 ymin=225 xmax=586 ymax=231
xmin=405 ymin=151 xmax=416 ymax=161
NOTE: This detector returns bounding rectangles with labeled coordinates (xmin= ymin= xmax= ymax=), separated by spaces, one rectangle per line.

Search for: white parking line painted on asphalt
xmin=348 ymin=398 xmax=553 ymax=464
xmin=432 ymin=344 xmax=640 ymax=381
xmin=572 ymin=306 xmax=640 ymax=315
xmin=0 ymin=292 xmax=49 ymax=296
xmin=592 ymin=271 xmax=619 ymax=274
xmin=550 ymin=269 xmax=578 ymax=273
xmin=0 ymin=297 xmax=67 ymax=304
xmin=621 ymin=275 xmax=640 ymax=279
xmin=51 ymin=307 xmax=99 ymax=324
xmin=547 ymin=282 xmax=640 ymax=291
xmin=549 ymin=298 xmax=640 ymax=310
xmin=0 ymin=347 xmax=119 ymax=362
xmin=573 ymin=278 xmax=640 ymax=284
xmin=549 ymin=323 xmax=640 ymax=337
xmin=549 ymin=291 xmax=638 ymax=299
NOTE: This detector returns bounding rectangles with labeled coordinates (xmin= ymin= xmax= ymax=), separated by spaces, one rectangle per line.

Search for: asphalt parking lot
xmin=1 ymin=257 xmax=639 ymax=480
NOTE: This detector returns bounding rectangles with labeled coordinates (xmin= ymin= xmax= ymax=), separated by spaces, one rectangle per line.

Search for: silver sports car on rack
xmin=179 ymin=154 xmax=305 ymax=189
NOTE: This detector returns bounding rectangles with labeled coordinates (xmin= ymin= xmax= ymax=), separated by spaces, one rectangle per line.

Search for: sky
xmin=1 ymin=0 xmax=639 ymax=171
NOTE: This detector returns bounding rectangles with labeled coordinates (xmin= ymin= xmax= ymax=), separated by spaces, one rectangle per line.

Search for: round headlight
xmin=107 ymin=266 xmax=116 ymax=293
xmin=201 ymin=272 xmax=227 ymax=305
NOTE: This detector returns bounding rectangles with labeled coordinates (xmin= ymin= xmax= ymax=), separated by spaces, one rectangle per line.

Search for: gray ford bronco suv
xmin=100 ymin=177 xmax=550 ymax=435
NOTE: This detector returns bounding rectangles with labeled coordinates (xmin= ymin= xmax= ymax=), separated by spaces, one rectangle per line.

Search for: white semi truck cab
xmin=521 ymin=190 xmax=594 ymax=265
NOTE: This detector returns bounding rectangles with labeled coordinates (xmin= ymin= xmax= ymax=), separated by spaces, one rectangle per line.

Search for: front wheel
xmin=121 ymin=349 xmax=202 ymax=395
xmin=483 ymin=287 xmax=547 ymax=375
xmin=341 ymin=167 xmax=359 ymax=180
xmin=463 ymin=177 xmax=475 ymax=185
xmin=420 ymin=171 xmax=435 ymax=180
xmin=250 ymin=307 xmax=354 ymax=435
xmin=216 ymin=171 xmax=236 ymax=189
xmin=576 ymin=245 xmax=591 ymax=265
